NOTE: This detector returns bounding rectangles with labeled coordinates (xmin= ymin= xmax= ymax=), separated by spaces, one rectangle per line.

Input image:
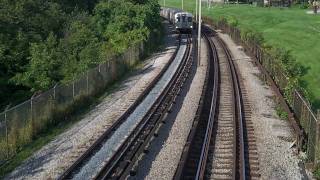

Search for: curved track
xmin=175 ymin=26 xmax=259 ymax=180
xmin=205 ymin=27 xmax=245 ymax=180
xmin=59 ymin=34 xmax=194 ymax=180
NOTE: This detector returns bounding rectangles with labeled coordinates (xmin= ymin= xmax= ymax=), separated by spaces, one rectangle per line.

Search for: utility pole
xmin=182 ymin=0 xmax=184 ymax=10
xmin=198 ymin=0 xmax=202 ymax=66
xmin=196 ymin=0 xmax=198 ymax=22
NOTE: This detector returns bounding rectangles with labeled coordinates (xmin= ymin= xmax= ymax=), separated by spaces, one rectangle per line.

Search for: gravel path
xmin=5 ymin=21 xmax=178 ymax=180
xmin=129 ymin=35 xmax=208 ymax=180
xmin=217 ymin=31 xmax=307 ymax=179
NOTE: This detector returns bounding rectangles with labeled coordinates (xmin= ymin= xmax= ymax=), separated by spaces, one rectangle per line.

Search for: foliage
xmin=262 ymin=46 xmax=308 ymax=104
xmin=0 ymin=0 xmax=162 ymax=174
xmin=240 ymin=28 xmax=264 ymax=44
xmin=299 ymin=3 xmax=309 ymax=9
xmin=12 ymin=33 xmax=62 ymax=91
xmin=0 ymin=0 xmax=161 ymax=110
xmin=314 ymin=164 xmax=320 ymax=180
xmin=267 ymin=47 xmax=307 ymax=78
xmin=228 ymin=16 xmax=239 ymax=27
xmin=275 ymin=104 xmax=289 ymax=120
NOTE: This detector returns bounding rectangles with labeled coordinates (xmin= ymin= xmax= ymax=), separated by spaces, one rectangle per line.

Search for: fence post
xmin=129 ymin=47 xmax=132 ymax=65
xmin=86 ymin=71 xmax=89 ymax=95
xmin=315 ymin=110 xmax=320 ymax=165
xmin=53 ymin=84 xmax=56 ymax=100
xmin=72 ymin=78 xmax=75 ymax=99
xmin=292 ymin=90 xmax=296 ymax=111
xmin=30 ymin=95 xmax=35 ymax=138
xmin=51 ymin=84 xmax=57 ymax=126
xmin=4 ymin=105 xmax=9 ymax=158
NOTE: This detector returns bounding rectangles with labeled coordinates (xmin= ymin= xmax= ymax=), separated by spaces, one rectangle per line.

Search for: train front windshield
xmin=182 ymin=16 xmax=186 ymax=22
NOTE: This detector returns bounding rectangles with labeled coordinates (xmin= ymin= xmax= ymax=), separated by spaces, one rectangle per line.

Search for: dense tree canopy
xmin=0 ymin=0 xmax=161 ymax=110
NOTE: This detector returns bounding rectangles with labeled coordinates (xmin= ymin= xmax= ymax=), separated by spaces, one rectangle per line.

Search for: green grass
xmin=275 ymin=103 xmax=289 ymax=120
xmin=163 ymin=1 xmax=320 ymax=108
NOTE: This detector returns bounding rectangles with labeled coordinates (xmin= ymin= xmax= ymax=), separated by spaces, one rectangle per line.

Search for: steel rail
xmin=58 ymin=36 xmax=182 ymax=180
xmin=173 ymin=27 xmax=219 ymax=180
xmin=95 ymin=34 xmax=193 ymax=179
xmin=194 ymin=29 xmax=219 ymax=180
xmin=216 ymin=32 xmax=246 ymax=179
xmin=174 ymin=26 xmax=247 ymax=180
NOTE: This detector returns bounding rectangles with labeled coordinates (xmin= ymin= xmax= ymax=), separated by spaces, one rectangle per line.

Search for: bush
xmin=314 ymin=165 xmax=320 ymax=179
xmin=264 ymin=46 xmax=308 ymax=104
xmin=300 ymin=4 xmax=309 ymax=9
xmin=276 ymin=104 xmax=289 ymax=120
xmin=228 ymin=16 xmax=239 ymax=27
xmin=240 ymin=28 xmax=264 ymax=45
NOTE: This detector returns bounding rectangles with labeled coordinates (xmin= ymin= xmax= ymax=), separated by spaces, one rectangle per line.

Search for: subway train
xmin=161 ymin=7 xmax=193 ymax=34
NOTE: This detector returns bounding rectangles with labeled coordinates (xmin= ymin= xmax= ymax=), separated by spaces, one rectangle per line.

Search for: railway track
xmin=175 ymin=26 xmax=259 ymax=180
xmin=59 ymin=34 xmax=194 ymax=180
xmin=205 ymin=27 xmax=245 ymax=180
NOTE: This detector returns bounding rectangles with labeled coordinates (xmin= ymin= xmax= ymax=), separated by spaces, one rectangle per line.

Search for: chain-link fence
xmin=0 ymin=45 xmax=142 ymax=165
xmin=204 ymin=17 xmax=320 ymax=165
xmin=292 ymin=91 xmax=319 ymax=162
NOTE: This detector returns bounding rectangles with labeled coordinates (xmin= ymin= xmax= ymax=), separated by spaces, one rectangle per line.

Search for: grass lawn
xmin=163 ymin=1 xmax=320 ymax=108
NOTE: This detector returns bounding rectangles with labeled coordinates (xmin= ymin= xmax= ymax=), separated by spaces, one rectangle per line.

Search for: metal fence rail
xmin=0 ymin=45 xmax=142 ymax=165
xmin=205 ymin=18 xmax=320 ymax=165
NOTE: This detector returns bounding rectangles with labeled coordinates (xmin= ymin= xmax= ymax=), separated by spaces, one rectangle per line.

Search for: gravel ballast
xmin=72 ymin=36 xmax=188 ymax=179
xmin=217 ymin=30 xmax=306 ymax=179
xmin=130 ymin=36 xmax=208 ymax=180
xmin=5 ymin=21 xmax=178 ymax=180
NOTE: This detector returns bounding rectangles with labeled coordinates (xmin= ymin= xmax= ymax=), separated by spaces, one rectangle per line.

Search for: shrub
xmin=300 ymin=4 xmax=309 ymax=9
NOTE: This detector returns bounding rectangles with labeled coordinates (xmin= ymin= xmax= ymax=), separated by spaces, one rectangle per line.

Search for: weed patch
xmin=275 ymin=104 xmax=289 ymax=120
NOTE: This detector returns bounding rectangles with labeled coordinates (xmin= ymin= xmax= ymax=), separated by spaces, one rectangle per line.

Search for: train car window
xmin=188 ymin=17 xmax=192 ymax=22
xmin=182 ymin=16 xmax=186 ymax=22
xmin=177 ymin=17 xmax=180 ymax=22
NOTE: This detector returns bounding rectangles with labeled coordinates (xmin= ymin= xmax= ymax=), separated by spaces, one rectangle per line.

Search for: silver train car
xmin=160 ymin=7 xmax=193 ymax=34
xmin=174 ymin=12 xmax=193 ymax=33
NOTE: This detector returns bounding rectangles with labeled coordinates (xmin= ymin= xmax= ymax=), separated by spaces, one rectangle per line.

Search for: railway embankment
xmin=202 ymin=17 xmax=318 ymax=178
xmin=4 ymin=21 xmax=178 ymax=180
xmin=217 ymin=29 xmax=306 ymax=179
